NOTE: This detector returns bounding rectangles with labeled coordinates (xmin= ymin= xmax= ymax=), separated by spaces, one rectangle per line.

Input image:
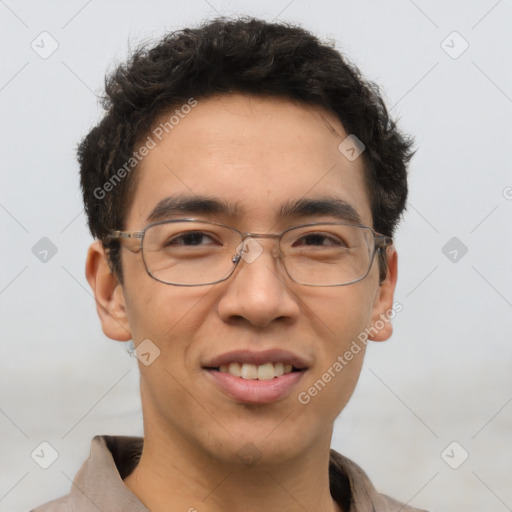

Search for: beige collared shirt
xmin=31 ymin=435 xmax=429 ymax=512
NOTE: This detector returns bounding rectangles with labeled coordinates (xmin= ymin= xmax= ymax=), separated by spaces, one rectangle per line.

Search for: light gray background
xmin=1 ymin=1 xmax=511 ymax=511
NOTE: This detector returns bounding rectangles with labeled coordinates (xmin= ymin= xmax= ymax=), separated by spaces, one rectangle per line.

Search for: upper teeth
xmin=219 ymin=362 xmax=294 ymax=380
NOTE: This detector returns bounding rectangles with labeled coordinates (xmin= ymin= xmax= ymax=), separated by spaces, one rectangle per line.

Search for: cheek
xmin=294 ymin=284 xmax=374 ymax=415
xmin=304 ymin=281 xmax=376 ymax=345
xmin=121 ymin=250 xmax=205 ymax=341
xmin=126 ymin=291 xmax=205 ymax=345
xmin=295 ymin=344 xmax=367 ymax=432
xmin=122 ymin=274 xmax=217 ymax=376
xmin=123 ymin=281 xmax=212 ymax=405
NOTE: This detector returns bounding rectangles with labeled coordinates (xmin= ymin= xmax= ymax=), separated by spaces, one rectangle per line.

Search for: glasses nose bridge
xmin=242 ymin=231 xmax=282 ymax=249
xmin=242 ymin=231 xmax=281 ymax=241
xmin=235 ymin=231 xmax=284 ymax=263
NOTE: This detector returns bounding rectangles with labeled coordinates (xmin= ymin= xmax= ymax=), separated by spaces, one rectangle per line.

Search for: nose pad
xmin=272 ymin=245 xmax=284 ymax=261
xmin=233 ymin=237 xmax=283 ymax=266
xmin=235 ymin=237 xmax=264 ymax=264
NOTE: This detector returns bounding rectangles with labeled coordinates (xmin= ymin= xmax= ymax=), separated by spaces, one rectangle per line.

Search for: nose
xmin=217 ymin=237 xmax=300 ymax=328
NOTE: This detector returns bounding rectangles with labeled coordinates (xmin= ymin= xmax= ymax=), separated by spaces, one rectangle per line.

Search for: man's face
xmin=97 ymin=93 xmax=396 ymax=465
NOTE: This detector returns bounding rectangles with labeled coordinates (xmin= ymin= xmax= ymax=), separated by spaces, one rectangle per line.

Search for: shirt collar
xmin=65 ymin=435 xmax=416 ymax=512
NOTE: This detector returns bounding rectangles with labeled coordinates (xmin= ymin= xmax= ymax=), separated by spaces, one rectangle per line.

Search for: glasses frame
xmin=106 ymin=218 xmax=393 ymax=287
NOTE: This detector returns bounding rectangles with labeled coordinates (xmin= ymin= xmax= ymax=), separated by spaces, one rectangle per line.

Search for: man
xmin=33 ymin=17 xmax=427 ymax=512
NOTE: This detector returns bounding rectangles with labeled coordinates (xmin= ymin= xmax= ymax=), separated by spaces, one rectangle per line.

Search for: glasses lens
xmin=281 ymin=224 xmax=374 ymax=286
xmin=142 ymin=221 xmax=240 ymax=285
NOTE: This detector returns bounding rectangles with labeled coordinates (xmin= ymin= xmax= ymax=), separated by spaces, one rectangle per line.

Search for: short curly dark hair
xmin=78 ymin=16 xmax=414 ymax=282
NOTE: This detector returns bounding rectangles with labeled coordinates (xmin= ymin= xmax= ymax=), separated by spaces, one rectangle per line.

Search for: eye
xmin=166 ymin=231 xmax=219 ymax=246
xmin=293 ymin=232 xmax=347 ymax=247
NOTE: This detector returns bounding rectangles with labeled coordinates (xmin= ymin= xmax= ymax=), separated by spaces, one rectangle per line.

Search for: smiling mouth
xmin=205 ymin=362 xmax=304 ymax=380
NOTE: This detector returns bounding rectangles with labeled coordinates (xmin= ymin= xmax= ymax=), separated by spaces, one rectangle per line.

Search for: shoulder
xmin=28 ymin=434 xmax=144 ymax=512
xmin=329 ymin=449 xmax=430 ymax=512
xmin=29 ymin=493 xmax=71 ymax=512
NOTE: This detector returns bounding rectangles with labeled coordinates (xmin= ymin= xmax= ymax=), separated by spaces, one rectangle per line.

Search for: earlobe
xmin=85 ymin=241 xmax=132 ymax=341
xmin=368 ymin=247 xmax=398 ymax=342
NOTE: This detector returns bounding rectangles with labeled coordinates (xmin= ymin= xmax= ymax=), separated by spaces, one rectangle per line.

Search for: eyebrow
xmin=146 ymin=194 xmax=363 ymax=225
xmin=147 ymin=195 xmax=238 ymax=222
xmin=278 ymin=197 xmax=362 ymax=225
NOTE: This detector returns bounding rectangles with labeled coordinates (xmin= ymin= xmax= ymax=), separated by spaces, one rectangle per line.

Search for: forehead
xmin=127 ymin=93 xmax=372 ymax=229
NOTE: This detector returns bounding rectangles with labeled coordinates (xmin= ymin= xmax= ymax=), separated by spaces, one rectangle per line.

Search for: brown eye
xmin=166 ymin=231 xmax=218 ymax=246
xmin=294 ymin=233 xmax=346 ymax=247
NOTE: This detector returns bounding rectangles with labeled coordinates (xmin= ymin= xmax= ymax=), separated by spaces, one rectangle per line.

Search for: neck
xmin=123 ymin=428 xmax=344 ymax=512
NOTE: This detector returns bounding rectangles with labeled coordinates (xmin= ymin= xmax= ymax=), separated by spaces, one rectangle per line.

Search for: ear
xmin=85 ymin=241 xmax=132 ymax=341
xmin=368 ymin=246 xmax=398 ymax=342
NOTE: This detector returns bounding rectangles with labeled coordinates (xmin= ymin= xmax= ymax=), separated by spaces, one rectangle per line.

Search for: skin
xmin=86 ymin=93 xmax=398 ymax=512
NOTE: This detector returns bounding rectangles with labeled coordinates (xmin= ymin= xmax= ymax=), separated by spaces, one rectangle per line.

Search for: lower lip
xmin=205 ymin=369 xmax=305 ymax=404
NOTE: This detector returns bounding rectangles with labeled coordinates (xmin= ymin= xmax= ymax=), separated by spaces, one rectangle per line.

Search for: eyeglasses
xmin=106 ymin=219 xmax=392 ymax=287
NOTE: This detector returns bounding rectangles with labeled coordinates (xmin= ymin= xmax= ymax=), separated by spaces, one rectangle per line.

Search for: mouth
xmin=202 ymin=350 xmax=309 ymax=404
xmin=205 ymin=362 xmax=303 ymax=380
